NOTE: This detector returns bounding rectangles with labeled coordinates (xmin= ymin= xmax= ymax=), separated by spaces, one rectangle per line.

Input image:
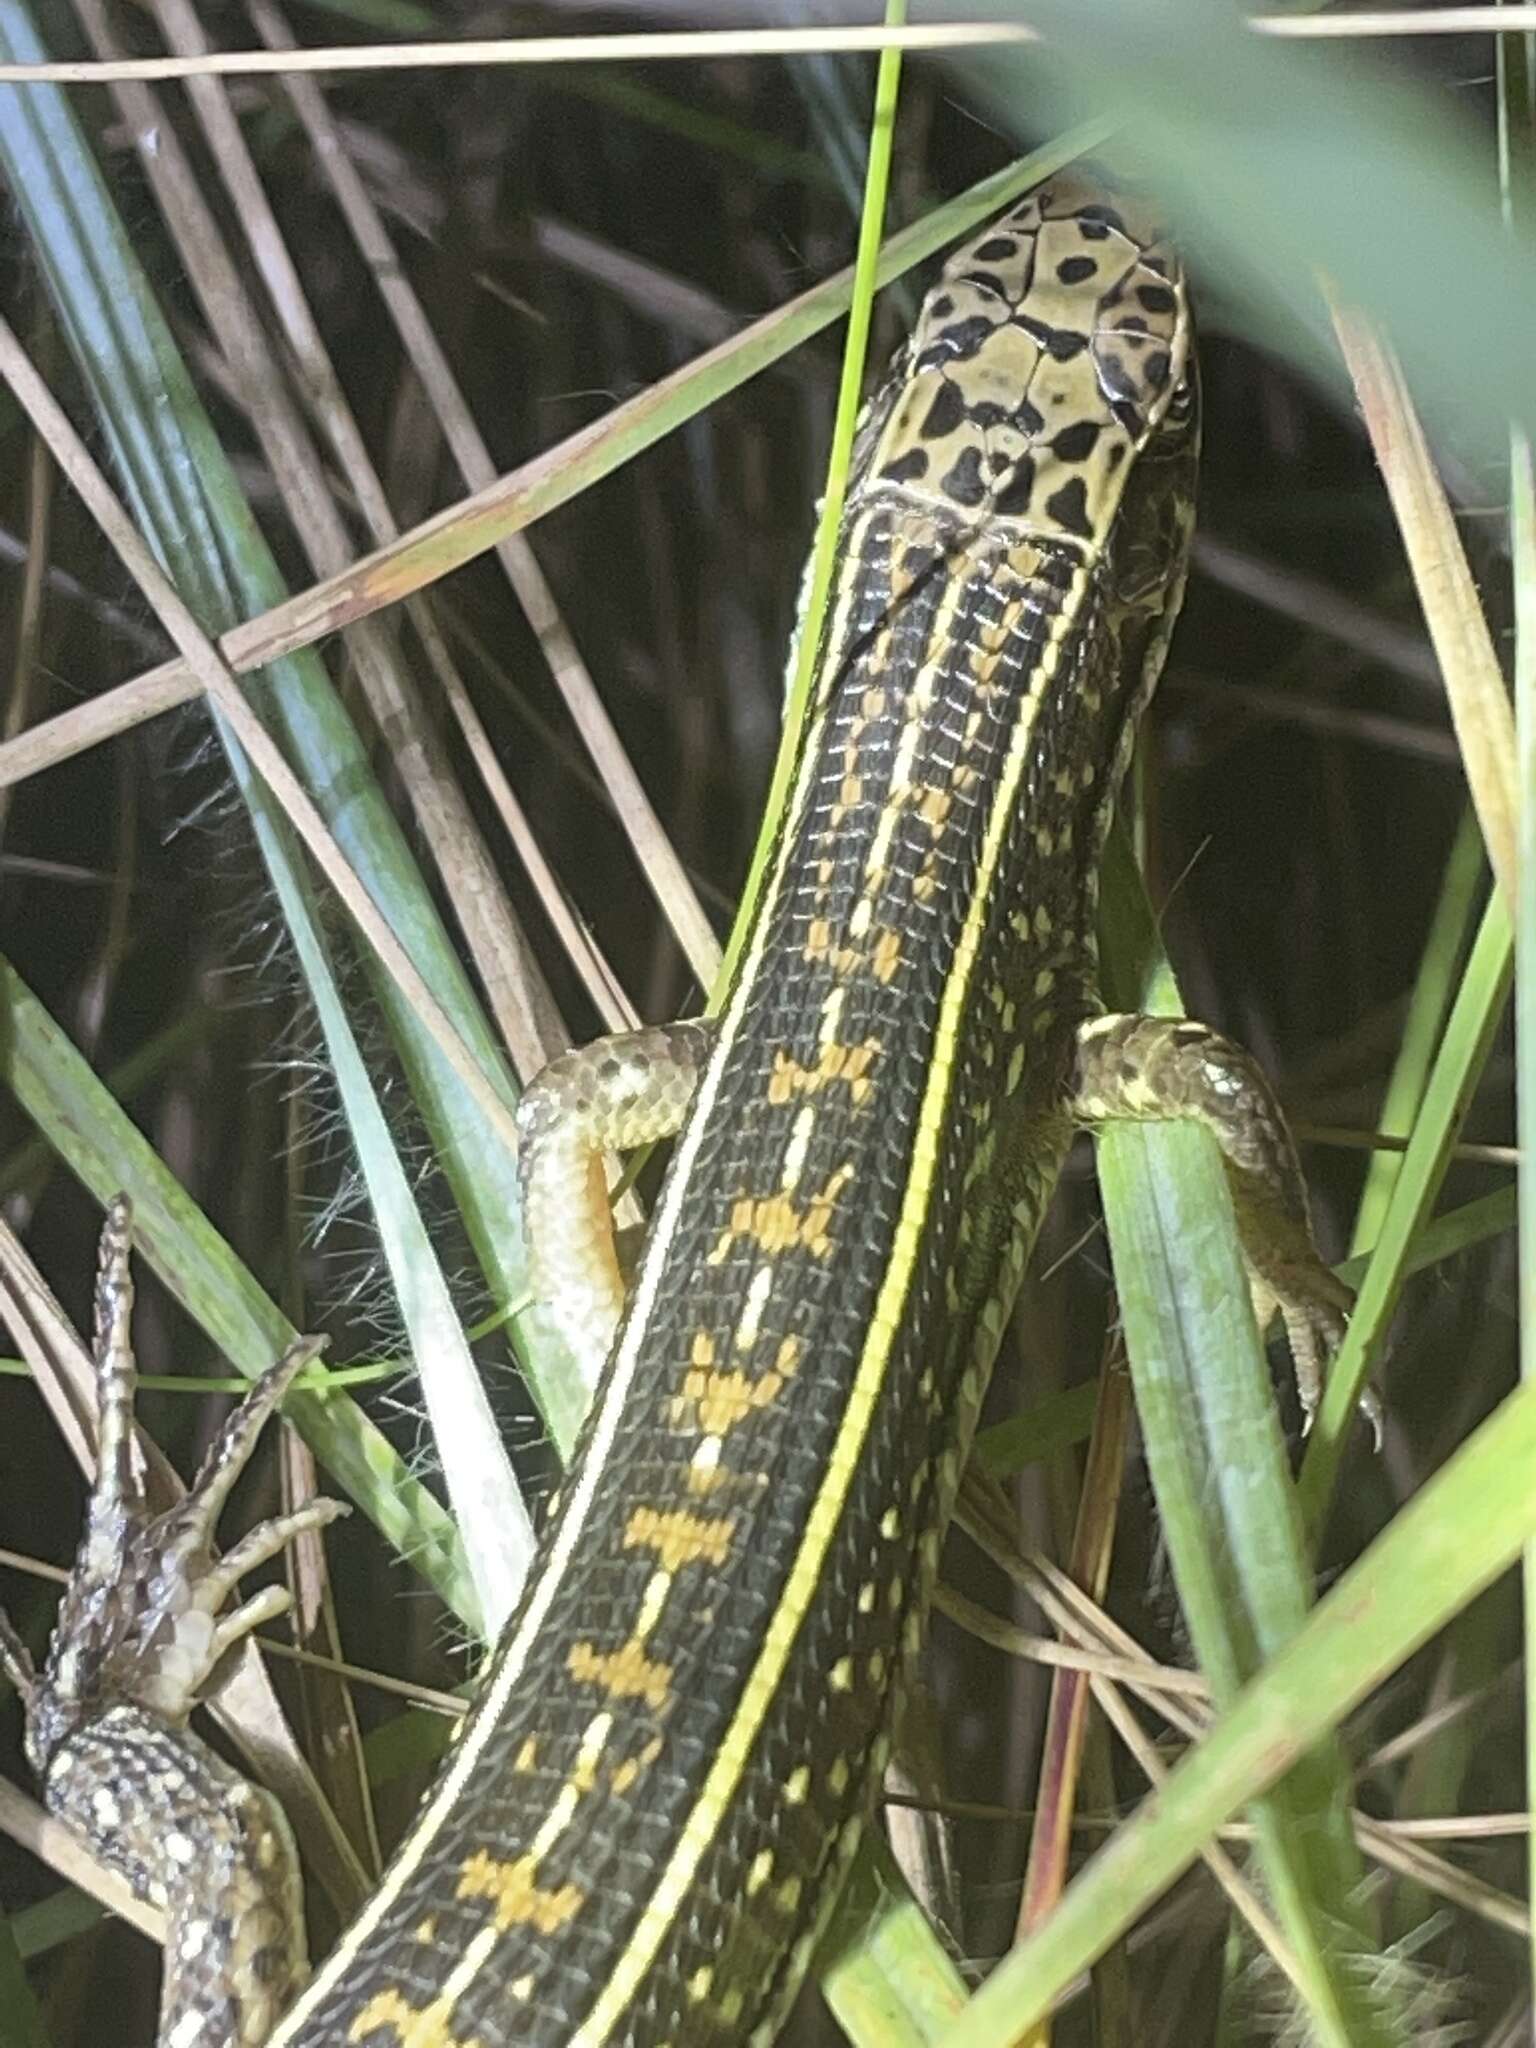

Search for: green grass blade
xmin=938 ymin=1373 xmax=1536 ymax=2048
xmin=1098 ymin=828 xmax=1387 ymax=2037
xmin=0 ymin=0 xmax=584 ymax=1518
xmin=1301 ymin=892 xmax=1513 ymax=1531
xmin=1351 ymin=809 xmax=1486 ymax=1255
xmin=0 ymin=951 xmax=478 ymax=1626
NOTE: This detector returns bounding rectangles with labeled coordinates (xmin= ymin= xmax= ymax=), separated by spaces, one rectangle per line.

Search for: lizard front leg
xmin=1072 ymin=1013 xmax=1356 ymax=1426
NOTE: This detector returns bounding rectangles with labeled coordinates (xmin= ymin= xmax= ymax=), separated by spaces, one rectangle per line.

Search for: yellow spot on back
xmin=610 ymin=1734 xmax=661 ymax=1799
xmin=457 ymin=1848 xmax=585 ymax=1937
xmin=346 ymin=1989 xmax=464 ymax=2048
xmin=672 ymin=1361 xmax=788 ymax=1439
xmin=625 ymin=1504 xmax=735 ymax=1572
xmin=918 ymin=785 xmax=952 ymax=830
xmin=567 ymin=1638 xmax=673 ymax=1709
xmin=768 ymin=1038 xmax=879 ymax=1105
xmin=706 ymin=1166 xmax=854 ymax=1263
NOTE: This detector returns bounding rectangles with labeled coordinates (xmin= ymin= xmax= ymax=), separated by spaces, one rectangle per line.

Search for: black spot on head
xmin=1077 ymin=220 xmax=1111 ymax=241
xmin=992 ymin=455 xmax=1037 ymax=518
xmin=1014 ymin=398 xmax=1045 ymax=437
xmin=1145 ymin=350 xmax=1171 ymax=390
xmin=973 ymin=237 xmax=1018 ymax=263
xmin=940 ymin=444 xmax=987 ymax=508
xmin=1078 ymin=204 xmax=1127 ymax=235
xmin=930 ymin=293 xmax=954 ymax=317
xmin=1106 ymin=443 xmax=1127 ymax=471
xmin=920 ymin=380 xmax=966 ymax=440
xmin=1056 ymin=255 xmax=1097 ymax=285
xmin=914 ymin=314 xmax=996 ymax=371
xmin=1138 ymin=283 xmax=1177 ymax=315
xmin=1015 ymin=314 xmax=1089 ymax=362
xmin=1051 ymin=420 xmax=1102 ymax=462
xmin=1045 ymin=476 xmax=1093 ymax=539
xmin=881 ymin=448 xmax=930 ymax=485
xmin=986 ymin=450 xmax=1011 ymax=475
xmin=1097 ymin=349 xmax=1137 ymax=404
xmin=962 ymin=271 xmax=1007 ymax=297
xmin=1118 ymin=317 xmax=1150 ymax=336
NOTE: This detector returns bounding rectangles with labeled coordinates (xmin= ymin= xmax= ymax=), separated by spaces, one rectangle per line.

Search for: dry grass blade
xmin=0 ymin=314 xmax=529 ymax=1171
xmin=249 ymin=0 xmax=719 ymax=993
xmin=0 ymin=143 xmax=1096 ymax=793
xmin=1330 ymin=300 xmax=1518 ymax=905
xmin=80 ymin=0 xmax=566 ymax=1080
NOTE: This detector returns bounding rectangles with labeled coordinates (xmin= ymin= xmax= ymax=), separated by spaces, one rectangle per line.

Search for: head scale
xmin=855 ymin=172 xmax=1195 ymax=550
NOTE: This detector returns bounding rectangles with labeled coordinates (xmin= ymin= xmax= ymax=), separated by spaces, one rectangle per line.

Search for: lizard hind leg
xmin=1071 ymin=1013 xmax=1356 ymax=1430
xmin=18 ymin=1197 xmax=346 ymax=2048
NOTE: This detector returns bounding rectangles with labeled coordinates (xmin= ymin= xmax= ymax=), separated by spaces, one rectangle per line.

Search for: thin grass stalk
xmin=938 ymin=1374 xmax=1536 ymax=2048
xmin=1499 ymin=0 xmax=1536 ymax=2001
